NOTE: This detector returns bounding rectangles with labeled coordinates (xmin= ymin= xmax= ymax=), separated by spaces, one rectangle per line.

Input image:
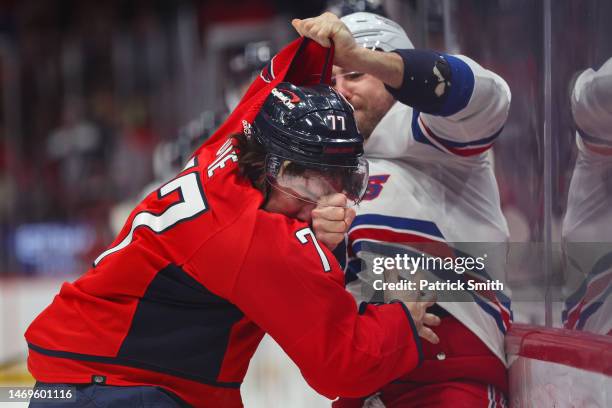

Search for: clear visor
xmin=265 ymin=154 xmax=369 ymax=208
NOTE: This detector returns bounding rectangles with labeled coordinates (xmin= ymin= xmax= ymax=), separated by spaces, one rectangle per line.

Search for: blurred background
xmin=0 ymin=0 xmax=610 ymax=406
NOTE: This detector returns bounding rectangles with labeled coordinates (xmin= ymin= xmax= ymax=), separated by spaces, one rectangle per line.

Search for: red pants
xmin=334 ymin=314 xmax=508 ymax=408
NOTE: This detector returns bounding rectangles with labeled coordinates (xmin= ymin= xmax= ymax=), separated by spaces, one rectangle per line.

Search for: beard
xmin=354 ymin=104 xmax=391 ymax=140
xmin=352 ymin=92 xmax=396 ymax=140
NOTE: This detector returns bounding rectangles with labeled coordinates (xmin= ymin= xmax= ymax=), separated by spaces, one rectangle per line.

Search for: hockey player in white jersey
xmin=293 ymin=12 xmax=511 ymax=407
xmin=562 ymin=57 xmax=612 ymax=336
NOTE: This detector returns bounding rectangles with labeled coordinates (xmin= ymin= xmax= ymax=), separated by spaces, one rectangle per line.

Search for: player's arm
xmin=293 ymin=12 xmax=511 ymax=157
xmin=229 ymin=214 xmax=436 ymax=399
xmin=397 ymin=53 xmax=510 ymax=157
xmin=571 ymin=57 xmax=612 ymax=154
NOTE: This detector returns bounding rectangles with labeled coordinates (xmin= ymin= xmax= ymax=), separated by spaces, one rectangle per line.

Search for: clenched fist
xmin=311 ymin=193 xmax=356 ymax=250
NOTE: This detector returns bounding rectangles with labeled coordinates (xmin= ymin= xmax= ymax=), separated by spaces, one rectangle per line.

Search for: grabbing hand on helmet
xmin=291 ymin=12 xmax=360 ymax=71
xmin=292 ymin=12 xmax=404 ymax=89
xmin=311 ymin=193 xmax=356 ymax=250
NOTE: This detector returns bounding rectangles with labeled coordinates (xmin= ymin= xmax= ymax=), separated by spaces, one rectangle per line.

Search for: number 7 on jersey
xmin=295 ymin=228 xmax=331 ymax=272
xmin=94 ymin=169 xmax=207 ymax=266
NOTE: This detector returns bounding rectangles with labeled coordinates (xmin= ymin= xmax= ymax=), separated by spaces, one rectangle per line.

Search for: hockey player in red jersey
xmin=24 ymin=38 xmax=440 ymax=407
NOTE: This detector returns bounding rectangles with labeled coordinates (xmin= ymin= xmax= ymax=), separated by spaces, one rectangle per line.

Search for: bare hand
xmin=404 ymin=299 xmax=441 ymax=345
xmin=384 ymin=268 xmax=440 ymax=344
xmin=311 ymin=193 xmax=356 ymax=250
xmin=291 ymin=12 xmax=360 ymax=70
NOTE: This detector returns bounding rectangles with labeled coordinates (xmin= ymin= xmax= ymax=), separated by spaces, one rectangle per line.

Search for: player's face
xmin=264 ymin=187 xmax=317 ymax=223
xmin=332 ymin=66 xmax=396 ymax=140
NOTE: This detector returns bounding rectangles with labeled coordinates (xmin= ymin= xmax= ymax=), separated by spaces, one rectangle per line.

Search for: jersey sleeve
xmin=229 ymin=213 xmax=423 ymax=399
xmin=571 ymin=57 xmax=612 ymax=155
xmin=389 ymin=51 xmax=510 ymax=157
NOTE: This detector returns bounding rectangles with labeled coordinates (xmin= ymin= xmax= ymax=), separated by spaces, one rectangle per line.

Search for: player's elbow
xmin=302 ymin=359 xmax=393 ymax=399
xmin=284 ymin=303 xmax=422 ymax=399
xmin=484 ymin=75 xmax=511 ymax=124
xmin=298 ymin=340 xmax=420 ymax=399
xmin=466 ymin=74 xmax=511 ymax=137
xmin=496 ymin=77 xmax=511 ymax=121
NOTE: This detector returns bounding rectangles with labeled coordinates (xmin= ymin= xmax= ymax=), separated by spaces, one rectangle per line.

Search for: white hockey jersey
xmin=562 ymin=57 xmax=612 ymax=336
xmin=345 ymin=55 xmax=512 ymax=364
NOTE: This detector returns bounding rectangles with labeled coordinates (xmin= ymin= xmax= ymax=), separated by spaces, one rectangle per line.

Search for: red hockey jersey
xmin=25 ymin=38 xmax=423 ymax=407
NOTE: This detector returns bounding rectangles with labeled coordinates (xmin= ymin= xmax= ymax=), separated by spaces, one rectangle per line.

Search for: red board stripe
xmin=505 ymin=323 xmax=612 ymax=375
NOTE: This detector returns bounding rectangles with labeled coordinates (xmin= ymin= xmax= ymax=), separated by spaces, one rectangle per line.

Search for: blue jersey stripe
xmin=412 ymin=110 xmax=504 ymax=154
xmin=439 ymin=54 xmax=475 ymax=116
xmin=351 ymin=214 xmax=444 ymax=239
xmin=411 ymin=110 xmax=441 ymax=150
xmin=472 ymin=295 xmax=508 ymax=334
xmin=576 ymin=301 xmax=604 ymax=330
xmin=412 ymin=110 xmax=502 ymax=151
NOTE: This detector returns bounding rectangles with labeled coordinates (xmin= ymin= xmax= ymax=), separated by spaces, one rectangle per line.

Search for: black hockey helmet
xmin=253 ymin=82 xmax=369 ymax=207
xmin=254 ymin=82 xmax=364 ymax=166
